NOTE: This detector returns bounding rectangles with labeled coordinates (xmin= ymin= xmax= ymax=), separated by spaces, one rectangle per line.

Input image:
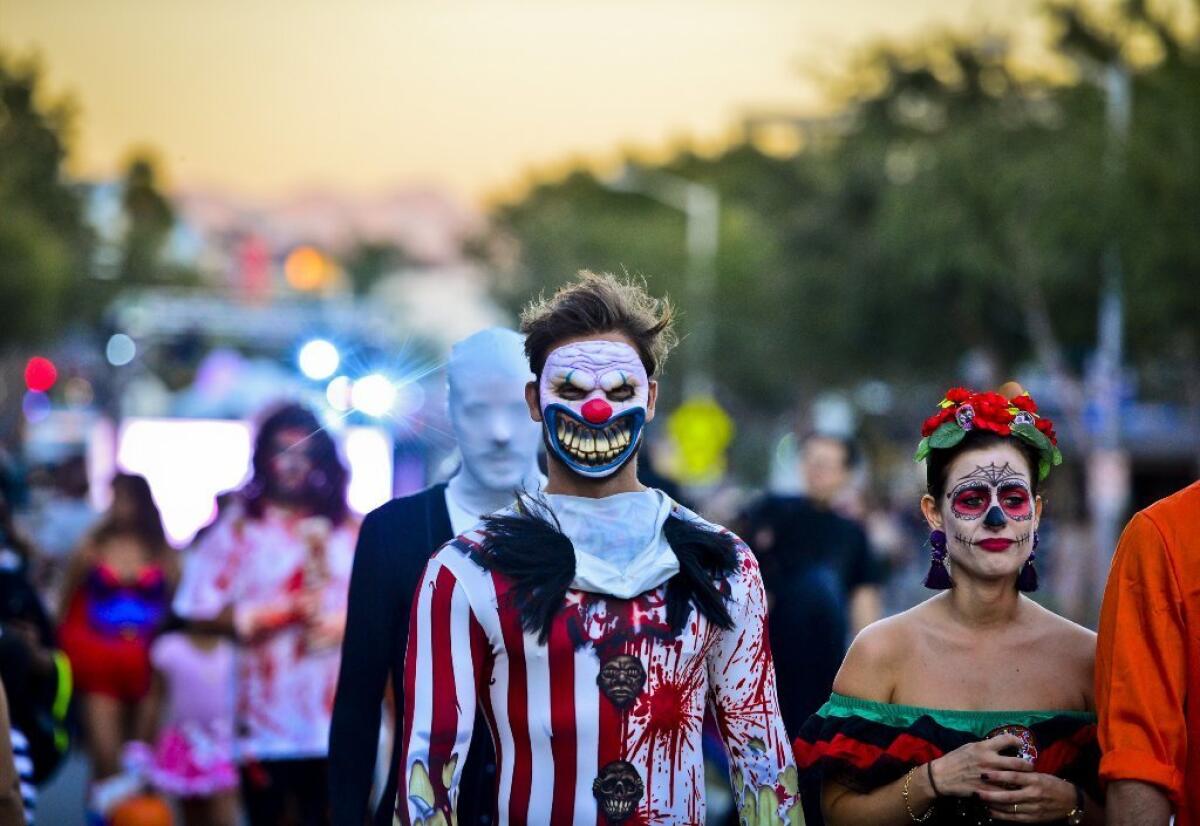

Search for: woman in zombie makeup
xmin=794 ymin=385 xmax=1104 ymax=825
xmin=173 ymin=403 xmax=358 ymax=826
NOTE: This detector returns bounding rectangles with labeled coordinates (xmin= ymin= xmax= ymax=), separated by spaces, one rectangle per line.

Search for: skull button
xmin=985 ymin=724 xmax=1039 ymax=765
xmin=592 ymin=760 xmax=644 ymax=823
xmin=955 ymin=403 xmax=977 ymax=431
xmin=597 ymin=655 xmax=646 ymax=710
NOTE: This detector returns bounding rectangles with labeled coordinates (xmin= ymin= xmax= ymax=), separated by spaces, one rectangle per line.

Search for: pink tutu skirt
xmin=149 ymin=721 xmax=238 ymax=797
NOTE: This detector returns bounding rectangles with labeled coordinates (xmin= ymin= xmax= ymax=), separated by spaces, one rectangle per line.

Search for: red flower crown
xmin=914 ymin=386 xmax=1062 ymax=480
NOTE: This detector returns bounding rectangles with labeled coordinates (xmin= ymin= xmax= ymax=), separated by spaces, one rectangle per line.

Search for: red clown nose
xmin=581 ymin=398 xmax=613 ymax=424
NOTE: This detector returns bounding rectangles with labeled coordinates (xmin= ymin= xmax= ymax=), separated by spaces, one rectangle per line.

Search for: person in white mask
xmin=394 ymin=272 xmax=800 ymax=826
xmin=328 ymin=327 xmax=542 ymax=826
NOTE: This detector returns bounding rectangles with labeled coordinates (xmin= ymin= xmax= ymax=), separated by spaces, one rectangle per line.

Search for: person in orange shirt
xmin=1096 ymin=480 xmax=1200 ymax=825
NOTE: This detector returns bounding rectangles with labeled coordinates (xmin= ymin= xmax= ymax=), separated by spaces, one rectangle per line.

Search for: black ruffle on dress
xmin=793 ymin=693 xmax=1101 ymax=825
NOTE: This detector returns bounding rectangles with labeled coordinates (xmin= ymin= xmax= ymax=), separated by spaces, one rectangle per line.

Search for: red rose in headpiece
xmin=967 ymin=392 xmax=1014 ymax=436
xmin=1010 ymin=394 xmax=1038 ymax=414
xmin=973 ymin=392 xmax=1012 ymax=418
xmin=974 ymin=391 xmax=1010 ymax=414
xmin=973 ymin=417 xmax=1012 ymax=436
xmin=917 ymin=386 xmax=1060 ymax=478
xmin=921 ymin=407 xmax=956 ymax=437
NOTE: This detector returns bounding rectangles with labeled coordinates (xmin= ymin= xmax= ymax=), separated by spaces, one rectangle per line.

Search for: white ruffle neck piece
xmin=543 ymin=488 xmax=679 ymax=599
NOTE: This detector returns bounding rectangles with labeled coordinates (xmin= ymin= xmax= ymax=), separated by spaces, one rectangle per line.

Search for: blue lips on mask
xmin=544 ymin=404 xmax=645 ymax=478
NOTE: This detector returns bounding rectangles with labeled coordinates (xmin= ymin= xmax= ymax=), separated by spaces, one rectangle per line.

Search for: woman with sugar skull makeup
xmin=794 ymin=384 xmax=1104 ymax=825
xmin=394 ymin=273 xmax=800 ymax=825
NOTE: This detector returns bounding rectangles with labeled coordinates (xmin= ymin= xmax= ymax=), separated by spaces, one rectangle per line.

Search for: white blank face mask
xmin=446 ymin=328 xmax=542 ymax=492
xmin=449 ymin=372 xmax=541 ymax=491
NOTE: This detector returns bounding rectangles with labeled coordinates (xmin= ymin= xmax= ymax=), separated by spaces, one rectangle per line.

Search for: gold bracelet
xmin=902 ymin=767 xmax=935 ymax=822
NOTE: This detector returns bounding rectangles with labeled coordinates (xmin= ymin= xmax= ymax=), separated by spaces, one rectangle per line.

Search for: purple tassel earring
xmin=924 ymin=529 xmax=953 ymax=590
xmin=1017 ymin=531 xmax=1040 ymax=592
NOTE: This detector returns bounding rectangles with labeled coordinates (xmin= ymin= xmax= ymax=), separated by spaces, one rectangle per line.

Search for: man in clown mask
xmin=395 ymin=273 xmax=800 ymax=825
xmin=330 ymin=328 xmax=543 ymax=826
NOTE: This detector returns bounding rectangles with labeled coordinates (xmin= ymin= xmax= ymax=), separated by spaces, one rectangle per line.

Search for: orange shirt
xmin=1097 ymin=481 xmax=1200 ymax=822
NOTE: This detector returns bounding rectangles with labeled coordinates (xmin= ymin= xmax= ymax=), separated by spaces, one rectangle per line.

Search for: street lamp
xmin=1082 ymin=60 xmax=1133 ymax=624
xmin=1063 ymin=47 xmax=1132 ymax=624
xmin=604 ymin=166 xmax=720 ymax=398
xmin=1096 ymin=60 xmax=1131 ymax=454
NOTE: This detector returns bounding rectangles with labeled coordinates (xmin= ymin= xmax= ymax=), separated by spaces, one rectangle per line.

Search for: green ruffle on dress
xmin=793 ymin=693 xmax=1101 ymax=825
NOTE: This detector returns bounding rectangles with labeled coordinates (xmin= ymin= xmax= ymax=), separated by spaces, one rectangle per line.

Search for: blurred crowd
xmin=0 ymin=401 xmax=357 ymax=826
xmin=0 ymin=369 xmax=1164 ymax=826
xmin=0 ymin=391 xmax=935 ymax=825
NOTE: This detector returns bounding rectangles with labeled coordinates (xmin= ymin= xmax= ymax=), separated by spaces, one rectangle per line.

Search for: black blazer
xmin=329 ymin=483 xmax=496 ymax=826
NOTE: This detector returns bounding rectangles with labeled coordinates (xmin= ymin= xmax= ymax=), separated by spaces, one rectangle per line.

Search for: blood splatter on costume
xmin=396 ymin=338 xmax=800 ymax=825
xmin=395 ymin=499 xmax=800 ymax=826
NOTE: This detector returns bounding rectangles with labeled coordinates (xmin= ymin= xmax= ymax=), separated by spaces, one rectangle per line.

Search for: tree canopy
xmin=486 ymin=1 xmax=1199 ymax=427
xmin=0 ymin=53 xmax=90 ymax=348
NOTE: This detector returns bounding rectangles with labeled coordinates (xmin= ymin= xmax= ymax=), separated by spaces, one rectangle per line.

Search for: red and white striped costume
xmin=394 ymin=505 xmax=801 ymax=826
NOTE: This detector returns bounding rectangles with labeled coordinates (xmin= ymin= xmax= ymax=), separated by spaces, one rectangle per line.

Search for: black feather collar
xmin=468 ymin=494 xmax=739 ymax=645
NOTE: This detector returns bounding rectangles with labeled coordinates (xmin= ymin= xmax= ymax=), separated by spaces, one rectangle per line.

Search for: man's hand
xmin=1106 ymin=781 xmax=1172 ymax=826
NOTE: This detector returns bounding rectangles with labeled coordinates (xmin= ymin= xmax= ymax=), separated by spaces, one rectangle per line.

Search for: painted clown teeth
xmin=556 ymin=414 xmax=635 ymax=467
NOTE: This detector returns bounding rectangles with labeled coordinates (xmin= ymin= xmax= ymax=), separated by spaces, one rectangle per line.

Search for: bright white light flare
xmin=298 ymin=339 xmax=340 ymax=380
xmin=351 ymin=374 xmax=396 ymax=417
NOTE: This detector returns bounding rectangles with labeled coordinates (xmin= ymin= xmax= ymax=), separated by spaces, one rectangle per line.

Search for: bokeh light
xmin=351 ymin=374 xmax=397 ymax=417
xmin=326 ymin=376 xmax=353 ymax=412
xmin=106 ymin=333 xmax=137 ymax=366
xmin=298 ymin=339 xmax=340 ymax=380
xmin=284 ymin=246 xmax=335 ymax=291
xmin=22 ymin=390 xmax=52 ymax=423
xmin=64 ymin=377 xmax=95 ymax=407
xmin=393 ymin=382 xmax=426 ymax=418
xmin=24 ymin=357 xmax=58 ymax=392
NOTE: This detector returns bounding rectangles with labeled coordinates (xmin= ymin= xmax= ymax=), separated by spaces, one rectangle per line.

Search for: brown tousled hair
xmin=520 ymin=271 xmax=677 ymax=378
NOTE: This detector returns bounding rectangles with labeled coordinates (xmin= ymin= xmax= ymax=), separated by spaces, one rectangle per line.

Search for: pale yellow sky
xmin=2 ymin=0 xmax=1047 ymax=202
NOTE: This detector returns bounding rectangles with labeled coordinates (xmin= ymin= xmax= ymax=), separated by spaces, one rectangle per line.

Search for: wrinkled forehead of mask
xmin=539 ymin=340 xmax=648 ymax=404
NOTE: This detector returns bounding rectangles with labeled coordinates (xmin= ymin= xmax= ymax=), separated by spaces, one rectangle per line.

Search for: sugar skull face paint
xmin=947 ymin=462 xmax=1035 ymax=523
xmin=539 ymin=340 xmax=650 ymax=478
xmin=934 ymin=446 xmax=1039 ymax=574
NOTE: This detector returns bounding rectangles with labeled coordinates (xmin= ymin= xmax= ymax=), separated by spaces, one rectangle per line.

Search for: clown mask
xmin=537 ymin=340 xmax=652 ymax=478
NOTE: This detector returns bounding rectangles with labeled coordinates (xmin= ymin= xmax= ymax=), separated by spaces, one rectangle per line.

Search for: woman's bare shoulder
xmin=1025 ymin=599 xmax=1097 ymax=706
xmin=831 ymin=603 xmax=928 ymax=702
xmin=1027 ymin=599 xmax=1096 ymax=656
